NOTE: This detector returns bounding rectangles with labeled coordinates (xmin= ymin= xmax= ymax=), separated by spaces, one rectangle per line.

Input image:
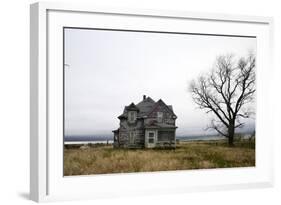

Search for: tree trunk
xmin=228 ymin=122 xmax=235 ymax=146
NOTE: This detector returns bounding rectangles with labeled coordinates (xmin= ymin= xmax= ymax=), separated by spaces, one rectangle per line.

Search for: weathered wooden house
xmin=113 ymin=95 xmax=177 ymax=148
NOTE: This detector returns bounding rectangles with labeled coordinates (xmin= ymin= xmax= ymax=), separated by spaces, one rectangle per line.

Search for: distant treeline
xmin=65 ymin=132 xmax=254 ymax=143
xmin=64 ymin=135 xmax=113 ymax=142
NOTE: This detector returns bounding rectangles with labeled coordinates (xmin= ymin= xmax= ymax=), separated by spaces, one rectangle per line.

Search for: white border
xmin=30 ymin=2 xmax=274 ymax=202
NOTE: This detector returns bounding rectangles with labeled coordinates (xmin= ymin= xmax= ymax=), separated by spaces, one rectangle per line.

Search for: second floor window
xmin=157 ymin=112 xmax=163 ymax=122
xmin=128 ymin=111 xmax=136 ymax=123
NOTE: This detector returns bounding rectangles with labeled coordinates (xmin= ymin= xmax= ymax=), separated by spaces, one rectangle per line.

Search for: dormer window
xmin=128 ymin=111 xmax=137 ymax=123
xmin=157 ymin=112 xmax=163 ymax=122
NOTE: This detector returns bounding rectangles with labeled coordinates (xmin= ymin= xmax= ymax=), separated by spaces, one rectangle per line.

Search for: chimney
xmin=143 ymin=95 xmax=146 ymax=100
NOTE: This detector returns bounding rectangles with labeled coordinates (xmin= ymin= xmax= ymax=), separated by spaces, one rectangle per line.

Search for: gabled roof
xmin=126 ymin=103 xmax=139 ymax=111
xmin=136 ymin=97 xmax=155 ymax=117
xmin=147 ymin=99 xmax=177 ymax=118
xmin=118 ymin=102 xmax=139 ymax=119
xmin=118 ymin=96 xmax=176 ymax=119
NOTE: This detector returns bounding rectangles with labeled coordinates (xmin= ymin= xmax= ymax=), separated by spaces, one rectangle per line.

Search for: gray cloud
xmin=64 ymin=28 xmax=256 ymax=137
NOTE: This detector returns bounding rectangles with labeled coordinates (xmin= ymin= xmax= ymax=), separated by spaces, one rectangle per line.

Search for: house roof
xmin=112 ymin=129 xmax=119 ymax=133
xmin=118 ymin=96 xmax=176 ymax=119
xmin=146 ymin=99 xmax=177 ymax=118
xmin=144 ymin=121 xmax=177 ymax=129
xmin=126 ymin=103 xmax=139 ymax=111
xmin=136 ymin=97 xmax=155 ymax=117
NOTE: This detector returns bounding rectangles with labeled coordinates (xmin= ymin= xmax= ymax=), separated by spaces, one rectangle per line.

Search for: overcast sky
xmin=64 ymin=28 xmax=256 ymax=137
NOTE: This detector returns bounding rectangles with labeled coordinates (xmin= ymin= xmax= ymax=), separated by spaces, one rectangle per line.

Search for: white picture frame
xmin=30 ymin=2 xmax=274 ymax=202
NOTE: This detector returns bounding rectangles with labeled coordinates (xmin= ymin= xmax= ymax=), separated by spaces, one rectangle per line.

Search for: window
xmin=128 ymin=111 xmax=136 ymax=123
xmin=157 ymin=112 xmax=163 ymax=122
xmin=148 ymin=132 xmax=155 ymax=143
xmin=129 ymin=131 xmax=135 ymax=144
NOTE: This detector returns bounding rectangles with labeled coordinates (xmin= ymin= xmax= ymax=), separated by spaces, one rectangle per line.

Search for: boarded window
xmin=128 ymin=111 xmax=137 ymax=123
xmin=157 ymin=112 xmax=163 ymax=122
xmin=158 ymin=131 xmax=174 ymax=141
xmin=129 ymin=131 xmax=135 ymax=144
xmin=148 ymin=132 xmax=155 ymax=143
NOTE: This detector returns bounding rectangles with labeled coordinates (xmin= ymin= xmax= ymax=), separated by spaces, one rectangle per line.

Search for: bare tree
xmin=189 ymin=53 xmax=256 ymax=146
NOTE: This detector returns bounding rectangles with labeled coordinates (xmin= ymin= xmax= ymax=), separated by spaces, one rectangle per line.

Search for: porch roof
xmin=144 ymin=123 xmax=177 ymax=129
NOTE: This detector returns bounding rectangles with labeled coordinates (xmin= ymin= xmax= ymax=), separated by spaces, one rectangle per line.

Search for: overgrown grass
xmin=64 ymin=140 xmax=255 ymax=176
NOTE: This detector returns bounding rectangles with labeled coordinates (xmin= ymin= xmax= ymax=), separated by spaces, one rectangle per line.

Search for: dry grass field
xmin=64 ymin=140 xmax=255 ymax=176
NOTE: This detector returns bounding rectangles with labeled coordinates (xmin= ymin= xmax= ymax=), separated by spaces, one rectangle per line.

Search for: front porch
xmin=144 ymin=129 xmax=176 ymax=148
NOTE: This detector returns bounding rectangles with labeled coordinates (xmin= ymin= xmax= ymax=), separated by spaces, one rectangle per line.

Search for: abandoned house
xmin=113 ymin=95 xmax=177 ymax=148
